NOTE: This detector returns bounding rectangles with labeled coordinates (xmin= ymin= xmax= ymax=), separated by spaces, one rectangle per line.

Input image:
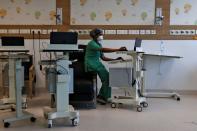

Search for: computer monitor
xmin=50 ymin=32 xmax=78 ymax=44
xmin=134 ymin=38 xmax=142 ymax=51
xmin=1 ymin=36 xmax=24 ymax=46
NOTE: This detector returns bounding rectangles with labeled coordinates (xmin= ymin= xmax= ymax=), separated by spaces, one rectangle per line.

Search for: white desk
xmin=142 ymin=53 xmax=182 ymax=101
xmin=110 ymin=51 xmax=182 ymax=103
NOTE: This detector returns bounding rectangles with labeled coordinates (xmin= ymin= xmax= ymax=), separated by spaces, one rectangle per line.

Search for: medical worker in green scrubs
xmin=85 ymin=28 xmax=127 ymax=104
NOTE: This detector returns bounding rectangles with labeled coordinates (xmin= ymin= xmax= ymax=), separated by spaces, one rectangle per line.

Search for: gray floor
xmin=0 ymin=91 xmax=197 ymax=131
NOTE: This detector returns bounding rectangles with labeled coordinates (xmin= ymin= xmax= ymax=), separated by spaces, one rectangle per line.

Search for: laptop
xmin=0 ymin=36 xmax=27 ymax=52
xmin=134 ymin=38 xmax=142 ymax=51
xmin=47 ymin=32 xmax=78 ymax=51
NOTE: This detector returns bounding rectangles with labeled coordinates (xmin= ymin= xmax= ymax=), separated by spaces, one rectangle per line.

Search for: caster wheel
xmin=142 ymin=102 xmax=148 ymax=108
xmin=4 ymin=122 xmax=10 ymax=128
xmin=72 ymin=119 xmax=79 ymax=126
xmin=177 ymin=97 xmax=180 ymax=101
xmin=111 ymin=103 xmax=117 ymax=108
xmin=118 ymin=103 xmax=123 ymax=106
xmin=114 ymin=96 xmax=117 ymax=99
xmin=48 ymin=124 xmax=52 ymax=128
xmin=137 ymin=106 xmax=142 ymax=112
xmin=30 ymin=117 xmax=36 ymax=122
xmin=11 ymin=107 xmax=15 ymax=112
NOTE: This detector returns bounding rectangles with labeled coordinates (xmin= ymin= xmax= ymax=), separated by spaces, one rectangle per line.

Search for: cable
xmin=125 ymin=59 xmax=132 ymax=87
xmin=32 ymin=31 xmax=36 ymax=66
xmin=158 ymin=57 xmax=162 ymax=75
xmin=56 ymin=64 xmax=69 ymax=74
xmin=38 ymin=31 xmax=42 ymax=70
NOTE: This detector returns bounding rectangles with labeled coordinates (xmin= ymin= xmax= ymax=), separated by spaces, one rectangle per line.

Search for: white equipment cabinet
xmin=142 ymin=53 xmax=182 ymax=101
xmin=40 ymin=50 xmax=79 ymax=128
xmin=0 ymin=52 xmax=36 ymax=128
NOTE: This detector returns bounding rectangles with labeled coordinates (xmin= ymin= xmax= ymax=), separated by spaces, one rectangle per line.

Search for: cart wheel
xmin=4 ymin=122 xmax=10 ymax=128
xmin=137 ymin=106 xmax=142 ymax=112
xmin=11 ymin=107 xmax=15 ymax=112
xmin=111 ymin=103 xmax=117 ymax=108
xmin=142 ymin=102 xmax=148 ymax=108
xmin=72 ymin=118 xmax=79 ymax=126
xmin=30 ymin=117 xmax=36 ymax=122
xmin=177 ymin=97 xmax=180 ymax=101
xmin=48 ymin=124 xmax=52 ymax=128
xmin=118 ymin=103 xmax=123 ymax=106
xmin=114 ymin=96 xmax=117 ymax=99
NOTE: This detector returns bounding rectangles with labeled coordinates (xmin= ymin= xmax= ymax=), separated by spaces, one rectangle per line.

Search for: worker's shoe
xmin=107 ymin=98 xmax=112 ymax=103
xmin=97 ymin=95 xmax=107 ymax=105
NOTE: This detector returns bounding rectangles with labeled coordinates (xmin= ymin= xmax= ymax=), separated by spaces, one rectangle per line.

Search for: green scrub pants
xmin=95 ymin=64 xmax=111 ymax=100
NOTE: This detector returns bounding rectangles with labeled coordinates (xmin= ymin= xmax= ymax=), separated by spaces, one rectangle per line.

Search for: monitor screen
xmin=50 ymin=32 xmax=78 ymax=44
xmin=1 ymin=36 xmax=24 ymax=46
xmin=134 ymin=38 xmax=142 ymax=51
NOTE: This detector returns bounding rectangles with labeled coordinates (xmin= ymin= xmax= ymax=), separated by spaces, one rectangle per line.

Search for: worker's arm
xmin=99 ymin=47 xmax=127 ymax=61
xmin=99 ymin=47 xmax=127 ymax=53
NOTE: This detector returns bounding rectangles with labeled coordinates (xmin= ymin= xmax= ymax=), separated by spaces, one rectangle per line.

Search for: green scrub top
xmin=85 ymin=40 xmax=103 ymax=72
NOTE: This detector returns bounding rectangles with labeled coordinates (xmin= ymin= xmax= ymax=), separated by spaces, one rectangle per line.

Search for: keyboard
xmin=116 ymin=50 xmax=144 ymax=55
xmin=108 ymin=59 xmax=133 ymax=64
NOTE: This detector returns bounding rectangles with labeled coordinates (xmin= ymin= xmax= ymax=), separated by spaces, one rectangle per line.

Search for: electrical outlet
xmin=170 ymin=30 xmax=175 ymax=35
xmin=128 ymin=30 xmax=133 ymax=34
xmin=140 ymin=30 xmax=145 ymax=34
xmin=174 ymin=30 xmax=181 ymax=35
xmin=130 ymin=30 xmax=140 ymax=34
xmin=145 ymin=30 xmax=151 ymax=34
xmin=81 ymin=30 xmax=88 ymax=35
xmin=117 ymin=30 xmax=128 ymax=34
xmin=20 ymin=29 xmax=30 ymax=34
xmin=169 ymin=30 xmax=177 ymax=35
xmin=73 ymin=30 xmax=78 ymax=34
xmin=105 ymin=30 xmax=116 ymax=34
xmin=184 ymin=30 xmax=190 ymax=35
xmin=8 ymin=29 xmax=19 ymax=34
xmin=0 ymin=29 xmax=7 ymax=33
xmin=41 ymin=29 xmax=48 ymax=34
xmin=31 ymin=29 xmax=41 ymax=34
xmin=52 ymin=29 xmax=58 ymax=32
xmin=47 ymin=29 xmax=53 ymax=34
xmin=178 ymin=30 xmax=196 ymax=35
xmin=77 ymin=30 xmax=82 ymax=34
xmin=151 ymin=30 xmax=156 ymax=34
xmin=189 ymin=30 xmax=195 ymax=35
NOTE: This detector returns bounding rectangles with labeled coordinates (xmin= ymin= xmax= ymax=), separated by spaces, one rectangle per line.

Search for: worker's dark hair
xmin=89 ymin=28 xmax=103 ymax=39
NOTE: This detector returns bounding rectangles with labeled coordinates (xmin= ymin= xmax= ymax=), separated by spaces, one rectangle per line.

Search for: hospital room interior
xmin=0 ymin=0 xmax=197 ymax=131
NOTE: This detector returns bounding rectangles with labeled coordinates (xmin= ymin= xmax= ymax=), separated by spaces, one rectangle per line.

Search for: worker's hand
xmin=119 ymin=47 xmax=127 ymax=51
xmin=115 ymin=57 xmax=124 ymax=61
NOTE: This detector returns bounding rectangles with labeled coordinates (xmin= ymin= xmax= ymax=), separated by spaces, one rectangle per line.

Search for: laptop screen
xmin=50 ymin=32 xmax=78 ymax=44
xmin=134 ymin=38 xmax=142 ymax=51
xmin=1 ymin=36 xmax=24 ymax=46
